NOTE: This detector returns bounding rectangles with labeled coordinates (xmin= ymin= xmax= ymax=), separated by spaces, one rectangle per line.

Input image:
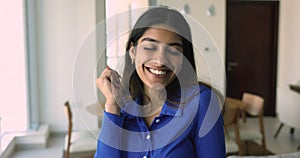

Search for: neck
xmin=143 ymin=85 xmax=166 ymax=105
xmin=143 ymin=85 xmax=165 ymax=128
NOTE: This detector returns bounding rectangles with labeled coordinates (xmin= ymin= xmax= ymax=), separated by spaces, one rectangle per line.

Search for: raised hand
xmin=96 ymin=66 xmax=122 ymax=115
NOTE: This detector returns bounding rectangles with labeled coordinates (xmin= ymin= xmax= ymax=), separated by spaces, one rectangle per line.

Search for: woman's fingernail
xmin=106 ymin=66 xmax=111 ymax=70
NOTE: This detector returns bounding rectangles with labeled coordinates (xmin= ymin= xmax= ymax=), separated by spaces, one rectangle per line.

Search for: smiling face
xmin=129 ymin=27 xmax=183 ymax=90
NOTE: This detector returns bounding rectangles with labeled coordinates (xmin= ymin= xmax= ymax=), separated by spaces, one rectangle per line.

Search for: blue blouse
xmin=94 ymin=85 xmax=225 ymax=158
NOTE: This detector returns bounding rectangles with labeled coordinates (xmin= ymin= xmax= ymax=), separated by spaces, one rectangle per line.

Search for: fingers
xmin=107 ymin=66 xmax=122 ymax=78
xmin=98 ymin=66 xmax=120 ymax=83
xmin=105 ymin=68 xmax=122 ymax=86
xmin=96 ymin=66 xmax=122 ymax=99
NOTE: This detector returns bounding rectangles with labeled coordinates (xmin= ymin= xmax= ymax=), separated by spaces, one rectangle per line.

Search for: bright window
xmin=0 ymin=0 xmax=28 ymax=133
xmin=105 ymin=0 xmax=148 ymax=70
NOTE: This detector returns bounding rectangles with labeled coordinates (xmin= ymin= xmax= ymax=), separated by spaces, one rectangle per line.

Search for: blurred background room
xmin=0 ymin=0 xmax=300 ymax=158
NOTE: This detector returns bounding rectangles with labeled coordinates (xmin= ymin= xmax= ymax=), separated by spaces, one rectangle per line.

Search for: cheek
xmin=170 ymin=57 xmax=183 ymax=73
xmin=134 ymin=54 xmax=148 ymax=77
xmin=134 ymin=53 xmax=150 ymax=66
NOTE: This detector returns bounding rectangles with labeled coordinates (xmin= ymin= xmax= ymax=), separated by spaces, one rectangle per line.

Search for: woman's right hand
xmin=96 ymin=66 xmax=122 ymax=115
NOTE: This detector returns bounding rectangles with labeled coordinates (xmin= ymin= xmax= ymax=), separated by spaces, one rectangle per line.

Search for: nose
xmin=152 ymin=45 xmax=169 ymax=65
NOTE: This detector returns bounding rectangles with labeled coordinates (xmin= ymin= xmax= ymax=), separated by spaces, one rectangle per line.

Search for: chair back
xmin=242 ymin=93 xmax=264 ymax=116
xmin=64 ymin=101 xmax=72 ymax=158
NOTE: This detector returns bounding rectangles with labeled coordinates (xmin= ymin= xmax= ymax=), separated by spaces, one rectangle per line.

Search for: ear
xmin=129 ymin=44 xmax=136 ymax=61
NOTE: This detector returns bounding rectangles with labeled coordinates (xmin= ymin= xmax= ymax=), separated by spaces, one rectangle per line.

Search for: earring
xmin=131 ymin=59 xmax=134 ymax=64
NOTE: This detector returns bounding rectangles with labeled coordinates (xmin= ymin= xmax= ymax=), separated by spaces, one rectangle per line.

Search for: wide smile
xmin=144 ymin=66 xmax=171 ymax=78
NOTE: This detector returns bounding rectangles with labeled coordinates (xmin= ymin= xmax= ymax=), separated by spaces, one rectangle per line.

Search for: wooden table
xmin=86 ymin=102 xmax=104 ymax=128
xmin=86 ymin=103 xmax=104 ymax=117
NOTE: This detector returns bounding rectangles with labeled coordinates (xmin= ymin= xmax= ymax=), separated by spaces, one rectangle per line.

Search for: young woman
xmin=95 ymin=7 xmax=225 ymax=158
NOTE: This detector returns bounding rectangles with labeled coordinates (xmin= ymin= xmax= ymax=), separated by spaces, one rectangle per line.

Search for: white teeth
xmin=149 ymin=68 xmax=167 ymax=75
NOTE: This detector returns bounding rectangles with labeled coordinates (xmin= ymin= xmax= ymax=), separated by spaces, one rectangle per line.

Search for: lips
xmin=144 ymin=66 xmax=170 ymax=77
xmin=148 ymin=68 xmax=167 ymax=75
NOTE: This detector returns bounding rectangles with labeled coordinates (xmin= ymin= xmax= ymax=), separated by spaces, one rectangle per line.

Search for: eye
xmin=142 ymin=43 xmax=157 ymax=51
xmin=167 ymin=47 xmax=182 ymax=56
xmin=143 ymin=46 xmax=156 ymax=51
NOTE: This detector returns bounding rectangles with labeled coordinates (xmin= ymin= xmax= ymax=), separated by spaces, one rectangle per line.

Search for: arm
xmin=194 ymin=86 xmax=226 ymax=158
xmin=94 ymin=112 xmax=125 ymax=158
xmin=195 ymin=114 xmax=225 ymax=157
xmin=95 ymin=66 xmax=125 ymax=157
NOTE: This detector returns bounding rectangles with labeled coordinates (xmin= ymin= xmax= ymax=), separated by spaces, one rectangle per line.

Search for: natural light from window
xmin=0 ymin=0 xmax=28 ymax=134
xmin=105 ymin=0 xmax=148 ymax=71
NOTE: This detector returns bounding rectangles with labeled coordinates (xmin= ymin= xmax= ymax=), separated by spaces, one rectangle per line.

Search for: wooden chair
xmin=63 ymin=101 xmax=99 ymax=158
xmin=223 ymin=99 xmax=242 ymax=155
xmin=239 ymin=93 xmax=266 ymax=153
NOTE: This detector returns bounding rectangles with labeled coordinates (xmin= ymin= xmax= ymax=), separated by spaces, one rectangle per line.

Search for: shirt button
xmin=143 ymin=156 xmax=147 ymax=158
xmin=146 ymin=134 xmax=150 ymax=140
xmin=155 ymin=119 xmax=160 ymax=123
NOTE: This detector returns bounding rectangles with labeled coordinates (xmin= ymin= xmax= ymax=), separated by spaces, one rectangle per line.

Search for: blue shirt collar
xmin=121 ymin=97 xmax=183 ymax=119
xmin=160 ymin=101 xmax=183 ymax=117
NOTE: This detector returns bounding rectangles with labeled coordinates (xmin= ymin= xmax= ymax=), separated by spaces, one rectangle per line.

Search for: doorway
xmin=226 ymin=0 xmax=279 ymax=116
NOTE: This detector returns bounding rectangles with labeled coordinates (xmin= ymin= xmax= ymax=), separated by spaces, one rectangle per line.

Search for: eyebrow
xmin=141 ymin=37 xmax=183 ymax=48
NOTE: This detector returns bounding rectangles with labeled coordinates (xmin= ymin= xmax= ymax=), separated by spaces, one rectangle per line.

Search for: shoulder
xmin=193 ymin=83 xmax=219 ymax=108
xmin=198 ymin=82 xmax=224 ymax=108
xmin=190 ymin=82 xmax=223 ymax=123
xmin=183 ymin=82 xmax=218 ymax=105
xmin=199 ymin=84 xmax=213 ymax=99
xmin=182 ymin=83 xmax=219 ymax=119
xmin=192 ymin=83 xmax=224 ymax=137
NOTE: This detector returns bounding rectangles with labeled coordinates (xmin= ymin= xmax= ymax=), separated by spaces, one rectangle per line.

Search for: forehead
xmin=138 ymin=27 xmax=182 ymax=44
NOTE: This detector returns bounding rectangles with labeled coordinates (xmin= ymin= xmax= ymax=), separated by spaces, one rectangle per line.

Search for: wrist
xmin=105 ymin=103 xmax=120 ymax=115
xmin=105 ymin=96 xmax=116 ymax=105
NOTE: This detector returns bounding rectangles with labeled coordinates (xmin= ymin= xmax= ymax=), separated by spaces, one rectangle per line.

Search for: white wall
xmin=35 ymin=0 xmax=103 ymax=132
xmin=277 ymin=0 xmax=300 ymax=88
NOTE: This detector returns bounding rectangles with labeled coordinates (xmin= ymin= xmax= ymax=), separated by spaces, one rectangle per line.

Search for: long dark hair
xmin=122 ymin=7 xmax=198 ymax=103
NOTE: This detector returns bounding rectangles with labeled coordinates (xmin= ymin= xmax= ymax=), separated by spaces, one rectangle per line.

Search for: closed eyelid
xmin=139 ymin=38 xmax=183 ymax=53
xmin=141 ymin=41 xmax=181 ymax=49
xmin=140 ymin=42 xmax=182 ymax=54
xmin=166 ymin=45 xmax=183 ymax=53
xmin=141 ymin=38 xmax=182 ymax=47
